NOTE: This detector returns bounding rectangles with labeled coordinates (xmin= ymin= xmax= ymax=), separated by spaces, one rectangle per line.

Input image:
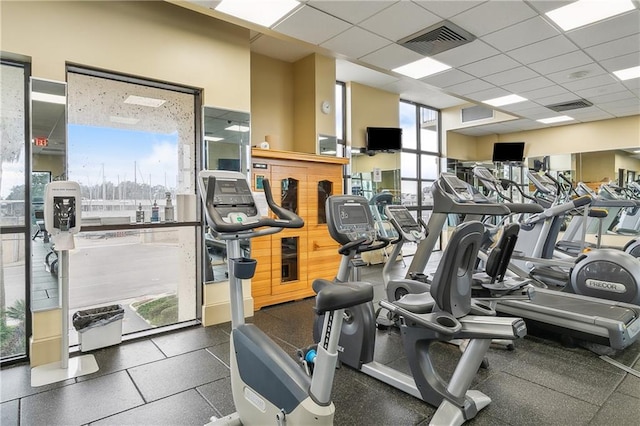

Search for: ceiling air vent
xmin=461 ymin=105 xmax=494 ymax=123
xmin=398 ymin=21 xmax=476 ymax=56
xmin=545 ymin=99 xmax=593 ymax=112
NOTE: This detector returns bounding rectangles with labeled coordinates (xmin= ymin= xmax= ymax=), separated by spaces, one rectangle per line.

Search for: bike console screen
xmin=326 ymin=196 xmax=376 ymax=245
xmin=200 ymin=172 xmax=258 ymax=221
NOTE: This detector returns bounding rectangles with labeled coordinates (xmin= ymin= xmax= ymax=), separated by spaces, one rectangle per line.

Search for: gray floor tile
xmin=127 ymin=349 xmax=229 ymax=402
xmin=206 ymin=341 xmax=231 ymax=368
xmin=0 ymin=363 xmax=74 ymax=403
xmin=197 ymin=377 xmax=235 ymax=417
xmin=20 ymin=371 xmax=144 ymax=426
xmin=616 ymin=373 xmax=640 ymax=399
xmin=0 ymin=399 xmax=19 ymax=426
xmin=151 ymin=325 xmax=230 ymax=358
xmin=589 ymin=391 xmax=640 ymax=426
xmin=76 ymin=339 xmax=166 ymax=381
xmin=476 ymin=372 xmax=598 ymax=425
xmin=251 ymin=308 xmax=316 ymax=349
xmin=91 ymin=388 xmax=216 ymax=426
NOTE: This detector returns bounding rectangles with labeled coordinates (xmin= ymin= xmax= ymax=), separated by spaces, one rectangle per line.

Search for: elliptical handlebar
xmin=202 ymin=175 xmax=304 ymax=236
xmin=338 ymin=236 xmax=390 ymax=255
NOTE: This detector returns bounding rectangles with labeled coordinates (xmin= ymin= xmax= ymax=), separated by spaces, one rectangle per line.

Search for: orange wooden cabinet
xmin=250 ymin=148 xmax=348 ymax=309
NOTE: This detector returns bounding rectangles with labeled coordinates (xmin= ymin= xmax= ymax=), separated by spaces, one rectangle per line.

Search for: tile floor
xmin=2 ymin=260 xmax=640 ymax=426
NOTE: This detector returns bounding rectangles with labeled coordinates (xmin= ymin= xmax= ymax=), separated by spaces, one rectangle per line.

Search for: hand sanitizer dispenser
xmin=44 ymin=181 xmax=82 ymax=250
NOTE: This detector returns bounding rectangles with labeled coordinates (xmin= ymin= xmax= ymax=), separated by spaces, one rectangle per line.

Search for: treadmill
xmin=411 ymin=173 xmax=640 ymax=351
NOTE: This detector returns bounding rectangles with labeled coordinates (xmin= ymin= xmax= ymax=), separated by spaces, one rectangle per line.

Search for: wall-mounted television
xmin=492 ymin=142 xmax=525 ymax=163
xmin=366 ymin=127 xmax=402 ymax=152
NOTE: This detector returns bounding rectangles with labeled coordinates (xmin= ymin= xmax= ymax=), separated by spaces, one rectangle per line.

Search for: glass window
xmin=281 ymin=236 xmax=299 ymax=282
xmin=318 ymin=180 xmax=332 ymax=224
xmin=281 ymin=178 xmax=299 ymax=214
xmin=400 ymin=102 xmax=417 ymax=150
xmin=335 ymin=83 xmax=344 ymax=141
xmin=421 ymin=154 xmax=439 ymax=180
xmin=401 ymin=180 xmax=418 ymax=206
xmin=421 ymin=181 xmax=434 ymax=206
xmin=420 ymin=107 xmax=439 ymax=152
xmin=1 ymin=233 xmax=27 ymax=359
xmin=401 ymin=152 xmax=418 ymax=179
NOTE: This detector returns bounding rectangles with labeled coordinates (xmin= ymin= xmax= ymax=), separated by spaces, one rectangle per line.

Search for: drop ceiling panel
xmin=520 ymin=84 xmax=570 ymax=101
xmin=444 ymin=78 xmax=495 ymax=96
xmin=449 ymin=1 xmax=538 ymax=37
xmin=599 ymin=52 xmax=640 ymax=73
xmin=432 ymin=40 xmax=500 ymax=67
xmin=506 ymin=104 xmax=553 ymax=116
xmin=566 ymin=10 xmax=640 ymax=49
xmin=358 ymin=1 xmax=441 ymax=42
xmin=465 ymin=87 xmax=511 ymax=103
xmin=502 ymin=76 xmax=554 ymax=93
xmin=482 ymin=16 xmax=559 ymax=52
xmin=335 ymin=60 xmax=399 ymax=87
xmin=506 ymin=35 xmax=577 ymax=65
xmin=414 ymin=1 xmax=486 ymax=19
xmin=274 ymin=5 xmax=352 ymax=45
xmin=566 ymin=107 xmax=613 ymax=121
xmin=545 ymin=63 xmax=606 ymax=85
xmin=623 ymin=79 xmax=640 ymax=90
xmin=419 ymin=69 xmax=475 ymax=87
xmin=459 ymin=54 xmax=521 ymax=78
xmin=528 ymin=50 xmax=593 ymax=75
xmin=250 ymin=34 xmax=314 ymax=62
xmin=535 ymin=92 xmax=581 ymax=107
xmin=359 ymin=43 xmax=424 ymax=70
xmin=584 ymin=33 xmax=640 ymax=61
xmin=563 ymin=74 xmax=619 ymax=92
xmin=482 ymin=66 xmax=540 ymax=86
xmin=321 ymin=26 xmax=390 ymax=59
xmin=588 ymin=91 xmax=637 ymax=105
xmin=381 ymin=79 xmax=465 ymax=109
xmin=572 ymin=83 xmax=632 ymax=99
xmin=308 ymin=0 xmax=395 ymax=25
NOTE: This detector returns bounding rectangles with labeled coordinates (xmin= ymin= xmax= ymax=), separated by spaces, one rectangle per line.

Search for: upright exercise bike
xmin=199 ymin=170 xmax=373 ymax=425
xmin=315 ymin=194 xmax=527 ymax=425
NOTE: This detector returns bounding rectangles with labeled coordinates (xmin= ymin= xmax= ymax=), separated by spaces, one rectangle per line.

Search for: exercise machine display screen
xmin=327 ymin=196 xmax=377 ymax=244
xmin=337 ymin=204 xmax=369 ymax=228
xmin=441 ymin=173 xmax=475 ymax=202
xmin=203 ymin=175 xmax=258 ymax=219
xmin=527 ymin=172 xmax=555 ymax=194
xmin=386 ymin=206 xmax=419 ymax=232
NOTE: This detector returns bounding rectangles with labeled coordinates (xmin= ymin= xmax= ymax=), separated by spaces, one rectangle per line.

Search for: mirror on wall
xmin=318 ymin=134 xmax=338 ymax=156
xmin=202 ymin=106 xmax=250 ymax=283
xmin=30 ymin=78 xmax=67 ymax=311
xmin=350 ymin=151 xmax=401 ymax=202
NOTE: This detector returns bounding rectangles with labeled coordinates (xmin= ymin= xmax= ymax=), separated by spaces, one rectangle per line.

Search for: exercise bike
xmin=199 ymin=170 xmax=373 ymax=425
xmin=314 ymin=194 xmax=527 ymax=425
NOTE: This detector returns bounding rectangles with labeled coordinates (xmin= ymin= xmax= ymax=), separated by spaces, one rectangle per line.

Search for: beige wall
xmin=251 ymin=53 xmax=294 ymax=151
xmin=1 ymin=1 xmax=251 ymax=112
xmin=576 ymin=151 xmax=617 ymax=182
xmin=293 ymin=55 xmax=317 ymax=153
xmin=446 ymin=131 xmax=477 ymax=160
xmin=348 ymin=82 xmax=399 ymax=149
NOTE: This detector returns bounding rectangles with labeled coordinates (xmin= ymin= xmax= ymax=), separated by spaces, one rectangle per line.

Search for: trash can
xmin=72 ymin=305 xmax=124 ymax=352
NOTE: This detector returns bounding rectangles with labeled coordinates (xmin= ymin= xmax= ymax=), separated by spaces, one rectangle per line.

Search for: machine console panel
xmin=326 ymin=196 xmax=377 ymax=245
xmin=200 ymin=172 xmax=259 ymax=222
xmin=527 ymin=172 xmax=556 ymax=194
xmin=440 ymin=173 xmax=482 ymax=203
xmin=385 ymin=205 xmax=425 ymax=242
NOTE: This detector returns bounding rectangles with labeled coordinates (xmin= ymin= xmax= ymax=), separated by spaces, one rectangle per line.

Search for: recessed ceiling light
xmin=537 ymin=116 xmax=574 ymax=124
xmin=216 ymin=0 xmax=300 ymax=28
xmin=568 ymin=70 xmax=589 ymax=79
xmin=225 ymin=124 xmax=250 ymax=132
xmin=546 ymin=0 xmax=635 ymax=31
xmin=393 ymin=57 xmax=451 ymax=79
xmin=32 ymin=92 xmax=66 ymax=105
xmin=204 ymin=136 xmax=224 ymax=142
xmin=483 ymin=94 xmax=527 ymax=107
xmin=124 ymin=95 xmax=166 ymax=108
xmin=110 ymin=116 xmax=140 ymax=125
xmin=613 ymin=65 xmax=640 ymax=81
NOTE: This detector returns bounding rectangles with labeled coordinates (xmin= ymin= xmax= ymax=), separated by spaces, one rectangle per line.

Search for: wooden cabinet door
xmin=270 ymin=165 xmax=309 ymax=295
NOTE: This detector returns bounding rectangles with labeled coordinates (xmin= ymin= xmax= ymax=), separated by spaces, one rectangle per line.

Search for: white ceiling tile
xmin=526 ymin=1 xmax=575 ymax=15
xmin=588 ymin=91 xmax=637 ymax=104
xmin=466 ymin=87 xmax=511 ymax=102
xmin=358 ymin=1 xmax=441 ymax=42
xmin=545 ymin=63 xmax=606 ymax=85
xmin=336 ymin=60 xmax=399 ymax=87
xmin=432 ymin=40 xmax=500 ymax=67
xmin=459 ymin=54 xmax=521 ymax=78
xmin=359 ymin=43 xmax=424 ymax=70
xmin=448 ymin=0 xmax=538 ymax=37
xmin=566 ymin=107 xmax=612 ymax=119
xmin=622 ymin=79 xmax=640 ymax=90
xmin=585 ymin=33 xmax=640 ymax=62
xmin=572 ymin=83 xmax=631 ymax=98
xmin=308 ymin=1 xmax=395 ymax=25
xmin=566 ymin=10 xmax=640 ymax=49
xmin=321 ymin=27 xmax=391 ymax=59
xmin=528 ymin=50 xmax=592 ymax=75
xmin=502 ymin=76 xmax=555 ymax=93
xmin=500 ymin=102 xmax=547 ymax=113
xmin=453 ymin=127 xmax=497 ymax=136
xmin=381 ymin=79 xmax=466 ymax=109
xmin=413 ymin=1 xmax=486 ymax=19
xmin=274 ymin=5 xmax=352 ymax=45
xmin=603 ymin=107 xmax=640 ymax=118
xmin=445 ymin=78 xmax=495 ymax=96
xmin=536 ymin=93 xmax=581 ymax=107
xmin=482 ymin=16 xmax=559 ymax=52
xmin=599 ymin=97 xmax=640 ymax=109
xmin=483 ymin=66 xmax=540 ymax=86
xmin=563 ymin=74 xmax=619 ymax=92
xmin=600 ymin=52 xmax=640 ymax=73
xmin=507 ymin=35 xmax=577 ymax=65
xmin=419 ymin=69 xmax=475 ymax=88
xmin=521 ymin=84 xmax=570 ymax=101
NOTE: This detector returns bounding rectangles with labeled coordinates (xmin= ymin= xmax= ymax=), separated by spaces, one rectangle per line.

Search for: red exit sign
xmin=34 ymin=137 xmax=48 ymax=147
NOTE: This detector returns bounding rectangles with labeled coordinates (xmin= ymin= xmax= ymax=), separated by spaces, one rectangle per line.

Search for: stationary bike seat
xmin=312 ymin=279 xmax=373 ymax=314
xmin=393 ymin=292 xmax=435 ymax=314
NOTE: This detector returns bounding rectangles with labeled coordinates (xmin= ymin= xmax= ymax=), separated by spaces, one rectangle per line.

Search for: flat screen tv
xmin=492 ymin=142 xmax=525 ymax=163
xmin=366 ymin=127 xmax=402 ymax=152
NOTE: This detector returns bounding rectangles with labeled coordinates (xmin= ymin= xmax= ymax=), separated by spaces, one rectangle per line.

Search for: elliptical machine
xmin=199 ymin=170 xmax=373 ymax=425
xmin=314 ymin=194 xmax=527 ymax=425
